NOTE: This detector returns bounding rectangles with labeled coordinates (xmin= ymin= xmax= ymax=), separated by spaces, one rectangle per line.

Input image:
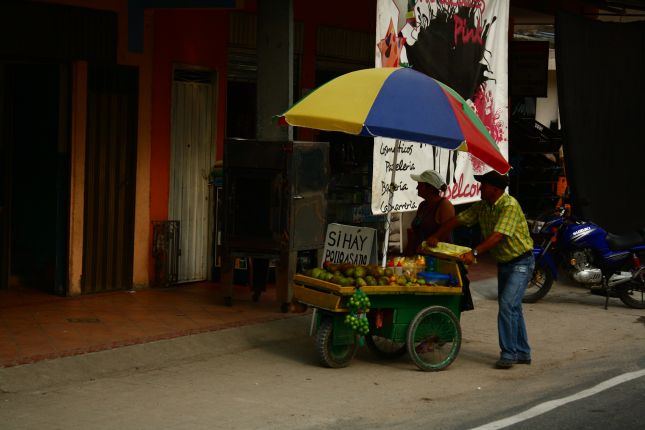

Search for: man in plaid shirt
xmin=427 ymin=170 xmax=534 ymax=369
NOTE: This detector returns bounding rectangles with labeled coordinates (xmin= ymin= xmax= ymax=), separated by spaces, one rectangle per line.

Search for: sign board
xmin=322 ymin=223 xmax=378 ymax=266
xmin=373 ymin=0 xmax=510 ymax=212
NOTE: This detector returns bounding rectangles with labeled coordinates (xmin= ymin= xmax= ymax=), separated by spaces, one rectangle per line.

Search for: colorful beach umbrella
xmin=277 ymin=67 xmax=510 ymax=174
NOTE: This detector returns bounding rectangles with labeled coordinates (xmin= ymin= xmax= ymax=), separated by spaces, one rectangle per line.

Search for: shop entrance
xmin=0 ymin=62 xmax=68 ymax=294
xmin=169 ymin=67 xmax=218 ymax=283
xmin=81 ymin=65 xmax=138 ymax=294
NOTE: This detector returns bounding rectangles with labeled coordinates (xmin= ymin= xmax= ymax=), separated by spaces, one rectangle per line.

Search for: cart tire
xmin=315 ymin=318 xmax=358 ymax=368
xmin=365 ymin=335 xmax=407 ymax=359
xmin=406 ymin=306 xmax=461 ymax=371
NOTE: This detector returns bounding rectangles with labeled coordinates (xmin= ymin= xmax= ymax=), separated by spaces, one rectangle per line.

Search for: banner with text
xmin=372 ymin=0 xmax=509 ymax=213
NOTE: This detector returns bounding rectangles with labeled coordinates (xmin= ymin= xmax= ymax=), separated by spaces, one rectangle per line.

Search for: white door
xmin=169 ymin=68 xmax=217 ymax=282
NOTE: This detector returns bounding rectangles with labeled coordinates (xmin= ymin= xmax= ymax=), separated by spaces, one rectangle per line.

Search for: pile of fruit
xmin=348 ymin=289 xmax=371 ymax=313
xmin=303 ymin=262 xmax=426 ymax=287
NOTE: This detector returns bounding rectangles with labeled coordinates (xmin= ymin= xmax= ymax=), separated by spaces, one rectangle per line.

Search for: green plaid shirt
xmin=457 ymin=193 xmax=533 ymax=263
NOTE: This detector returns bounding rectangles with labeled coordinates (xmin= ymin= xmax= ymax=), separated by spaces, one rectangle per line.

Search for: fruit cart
xmin=293 ymin=249 xmax=468 ymax=371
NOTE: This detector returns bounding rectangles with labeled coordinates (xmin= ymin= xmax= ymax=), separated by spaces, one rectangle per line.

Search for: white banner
xmin=373 ymin=0 xmax=509 ymax=214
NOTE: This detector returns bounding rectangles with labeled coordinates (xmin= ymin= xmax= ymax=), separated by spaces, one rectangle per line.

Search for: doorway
xmin=169 ymin=67 xmax=217 ymax=283
xmin=0 ymin=62 xmax=69 ymax=294
xmin=81 ymin=64 xmax=138 ymax=294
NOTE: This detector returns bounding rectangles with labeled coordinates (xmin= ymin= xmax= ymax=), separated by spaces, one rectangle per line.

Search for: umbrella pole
xmin=380 ymin=139 xmax=400 ymax=267
xmin=381 ymin=213 xmax=390 ymax=267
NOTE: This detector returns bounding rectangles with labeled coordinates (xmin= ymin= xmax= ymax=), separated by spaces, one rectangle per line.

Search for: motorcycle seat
xmin=606 ymin=229 xmax=645 ymax=250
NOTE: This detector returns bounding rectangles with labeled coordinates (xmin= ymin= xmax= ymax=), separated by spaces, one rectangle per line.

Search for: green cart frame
xmin=293 ymin=259 xmax=464 ymax=371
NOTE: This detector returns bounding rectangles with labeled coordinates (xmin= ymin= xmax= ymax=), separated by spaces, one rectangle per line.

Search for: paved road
xmin=501 ymin=375 xmax=645 ymax=430
xmin=1 ymin=278 xmax=644 ymax=429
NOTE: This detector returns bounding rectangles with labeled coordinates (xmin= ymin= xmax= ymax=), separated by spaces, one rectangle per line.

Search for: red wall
xmin=150 ymin=9 xmax=229 ymax=224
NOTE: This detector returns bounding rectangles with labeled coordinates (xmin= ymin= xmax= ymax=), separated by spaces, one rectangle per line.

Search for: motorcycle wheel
xmin=617 ymin=282 xmax=645 ymax=309
xmin=523 ymin=261 xmax=554 ymax=303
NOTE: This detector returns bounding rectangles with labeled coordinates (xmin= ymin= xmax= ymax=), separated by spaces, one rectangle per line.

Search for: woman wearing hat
xmin=405 ymin=169 xmax=455 ymax=255
xmin=407 ymin=169 xmax=475 ymax=312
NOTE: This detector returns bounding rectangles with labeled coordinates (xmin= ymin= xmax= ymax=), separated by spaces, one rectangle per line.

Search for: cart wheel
xmin=315 ymin=318 xmax=357 ymax=368
xmin=406 ymin=306 xmax=461 ymax=371
xmin=365 ymin=335 xmax=407 ymax=359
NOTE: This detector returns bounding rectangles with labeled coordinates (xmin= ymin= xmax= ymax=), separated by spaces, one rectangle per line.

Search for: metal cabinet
xmin=220 ymin=139 xmax=329 ymax=308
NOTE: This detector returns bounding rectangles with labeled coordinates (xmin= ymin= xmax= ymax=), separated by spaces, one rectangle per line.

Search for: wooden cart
xmin=293 ymin=258 xmax=465 ymax=371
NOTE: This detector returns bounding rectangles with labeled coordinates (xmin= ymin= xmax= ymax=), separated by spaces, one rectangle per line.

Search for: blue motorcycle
xmin=525 ymin=206 xmax=645 ymax=309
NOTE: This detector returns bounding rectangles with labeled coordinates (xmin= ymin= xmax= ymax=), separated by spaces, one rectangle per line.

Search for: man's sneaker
xmin=517 ymin=358 xmax=532 ymax=365
xmin=495 ymin=358 xmax=516 ymax=369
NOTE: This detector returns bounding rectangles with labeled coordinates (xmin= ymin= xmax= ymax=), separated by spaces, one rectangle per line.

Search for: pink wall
xmin=149 ymin=9 xmax=229 ymax=281
xmin=294 ymin=0 xmax=376 ymax=33
xmin=150 ymin=9 xmax=229 ymax=224
xmin=294 ymin=0 xmax=376 ymax=140
xmin=149 ymin=1 xmax=376 ymax=222
xmin=147 ymin=1 xmax=375 ymax=279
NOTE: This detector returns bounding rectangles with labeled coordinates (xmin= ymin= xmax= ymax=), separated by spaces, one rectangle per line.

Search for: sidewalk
xmin=0 ymin=258 xmax=498 ymax=368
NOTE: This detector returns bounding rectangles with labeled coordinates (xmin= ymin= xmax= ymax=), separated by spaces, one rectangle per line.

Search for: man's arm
xmin=460 ymin=202 xmax=519 ymax=264
xmin=460 ymin=231 xmax=505 ymax=265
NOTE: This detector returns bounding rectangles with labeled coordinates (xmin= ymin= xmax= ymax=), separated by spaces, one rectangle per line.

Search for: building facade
xmin=0 ymin=0 xmax=376 ymax=295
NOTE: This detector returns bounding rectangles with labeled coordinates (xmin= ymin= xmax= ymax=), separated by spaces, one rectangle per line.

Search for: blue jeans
xmin=497 ymin=254 xmax=534 ymax=361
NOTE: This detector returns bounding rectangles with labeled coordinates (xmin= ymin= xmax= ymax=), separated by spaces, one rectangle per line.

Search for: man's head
xmin=474 ymin=170 xmax=508 ymax=203
xmin=410 ymin=170 xmax=447 ymax=198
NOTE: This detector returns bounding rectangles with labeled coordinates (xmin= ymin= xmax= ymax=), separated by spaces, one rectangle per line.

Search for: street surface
xmin=1 ymin=277 xmax=644 ymax=429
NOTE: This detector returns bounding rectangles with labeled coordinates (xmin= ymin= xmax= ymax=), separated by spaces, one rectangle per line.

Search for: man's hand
xmin=460 ymin=251 xmax=476 ymax=265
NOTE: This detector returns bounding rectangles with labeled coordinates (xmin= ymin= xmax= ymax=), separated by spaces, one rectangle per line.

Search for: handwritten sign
xmin=322 ymin=223 xmax=378 ymax=266
xmin=370 ymin=137 xmax=488 ymax=215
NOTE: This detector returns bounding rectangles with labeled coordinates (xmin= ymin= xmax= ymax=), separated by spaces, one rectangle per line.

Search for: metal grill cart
xmin=220 ymin=139 xmax=329 ymax=309
xmin=293 ymin=250 xmax=468 ymax=371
